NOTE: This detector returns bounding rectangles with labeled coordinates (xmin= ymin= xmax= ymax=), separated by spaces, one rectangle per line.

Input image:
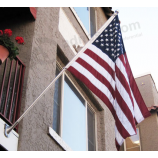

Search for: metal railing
xmin=0 ymin=57 xmax=25 ymax=132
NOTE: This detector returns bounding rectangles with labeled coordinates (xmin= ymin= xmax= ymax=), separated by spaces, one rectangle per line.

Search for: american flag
xmin=67 ymin=15 xmax=150 ymax=150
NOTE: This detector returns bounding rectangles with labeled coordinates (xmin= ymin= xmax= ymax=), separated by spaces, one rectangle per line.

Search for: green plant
xmin=0 ymin=29 xmax=24 ymax=60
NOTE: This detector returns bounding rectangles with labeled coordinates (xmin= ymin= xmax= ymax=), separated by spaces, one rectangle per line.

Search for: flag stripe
xmin=115 ymin=125 xmax=124 ymax=146
xmin=88 ymin=44 xmax=115 ymax=71
xmin=115 ymin=114 xmax=130 ymax=139
xmin=84 ymin=48 xmax=115 ymax=80
xmin=76 ymin=58 xmax=115 ymax=99
xmin=114 ymin=99 xmax=136 ymax=135
xmin=115 ymin=88 xmax=136 ymax=133
xmin=124 ymin=53 xmax=151 ymax=120
xmin=79 ymin=52 xmax=115 ymax=89
xmin=115 ymin=76 xmax=134 ymax=117
xmin=68 ymin=66 xmax=116 ymax=117
xmin=115 ymin=64 xmax=134 ymax=108
xmin=118 ymin=55 xmax=145 ymax=122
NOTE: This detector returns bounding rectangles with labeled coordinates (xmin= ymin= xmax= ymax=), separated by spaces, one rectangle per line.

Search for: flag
xmin=67 ymin=15 xmax=151 ymax=150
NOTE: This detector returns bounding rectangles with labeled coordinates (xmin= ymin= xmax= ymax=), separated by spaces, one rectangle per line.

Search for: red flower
xmin=0 ymin=30 xmax=3 ymax=36
xmin=15 ymin=36 xmax=24 ymax=44
xmin=4 ymin=29 xmax=12 ymax=37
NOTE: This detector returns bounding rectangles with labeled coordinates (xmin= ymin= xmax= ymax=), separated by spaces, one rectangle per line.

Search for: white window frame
xmin=70 ymin=7 xmax=97 ymax=39
xmin=89 ymin=7 xmax=97 ymax=38
xmin=50 ymin=63 xmax=98 ymax=151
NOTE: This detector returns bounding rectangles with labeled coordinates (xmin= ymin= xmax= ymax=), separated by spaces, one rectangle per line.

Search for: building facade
xmin=0 ymin=7 xmax=158 ymax=151
xmin=120 ymin=73 xmax=158 ymax=151
xmin=0 ymin=7 xmax=117 ymax=151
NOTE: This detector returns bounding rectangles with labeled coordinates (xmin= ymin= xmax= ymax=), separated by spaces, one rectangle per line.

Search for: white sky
xmin=113 ymin=7 xmax=158 ymax=88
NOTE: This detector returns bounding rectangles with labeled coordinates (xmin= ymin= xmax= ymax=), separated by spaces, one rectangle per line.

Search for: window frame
xmin=53 ymin=62 xmax=97 ymax=151
xmin=70 ymin=7 xmax=97 ymax=39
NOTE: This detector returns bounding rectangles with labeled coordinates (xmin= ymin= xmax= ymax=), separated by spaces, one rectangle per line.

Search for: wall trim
xmin=48 ymin=127 xmax=72 ymax=151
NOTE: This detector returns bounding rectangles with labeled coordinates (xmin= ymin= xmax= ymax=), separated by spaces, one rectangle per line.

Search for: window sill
xmin=48 ymin=127 xmax=72 ymax=151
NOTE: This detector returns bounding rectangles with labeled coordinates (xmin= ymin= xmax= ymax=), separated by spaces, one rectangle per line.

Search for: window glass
xmin=52 ymin=67 xmax=61 ymax=134
xmin=73 ymin=7 xmax=90 ymax=34
xmin=87 ymin=106 xmax=96 ymax=151
xmin=125 ymin=128 xmax=140 ymax=151
xmin=62 ymin=76 xmax=86 ymax=151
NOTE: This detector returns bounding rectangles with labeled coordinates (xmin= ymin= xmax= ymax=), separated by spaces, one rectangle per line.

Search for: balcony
xmin=0 ymin=57 xmax=25 ymax=132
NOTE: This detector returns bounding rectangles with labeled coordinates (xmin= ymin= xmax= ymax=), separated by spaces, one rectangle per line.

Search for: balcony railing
xmin=0 ymin=57 xmax=25 ymax=132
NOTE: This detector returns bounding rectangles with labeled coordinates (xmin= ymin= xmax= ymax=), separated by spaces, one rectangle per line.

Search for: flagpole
xmin=4 ymin=10 xmax=119 ymax=137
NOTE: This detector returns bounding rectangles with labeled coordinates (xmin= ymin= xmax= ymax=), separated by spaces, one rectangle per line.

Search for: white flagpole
xmin=4 ymin=10 xmax=119 ymax=137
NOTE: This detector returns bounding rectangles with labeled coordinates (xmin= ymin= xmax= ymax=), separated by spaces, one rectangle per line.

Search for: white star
xmin=106 ymin=48 xmax=109 ymax=51
xmin=106 ymin=43 xmax=109 ymax=46
xmin=111 ymin=43 xmax=114 ymax=46
xmin=105 ymin=39 xmax=109 ymax=41
xmin=116 ymin=23 xmax=119 ymax=26
xmin=110 ymin=29 xmax=113 ymax=32
xmin=110 ymin=34 xmax=113 ymax=36
xmin=117 ymin=48 xmax=120 ymax=51
xmin=95 ymin=40 xmax=99 ymax=43
xmin=109 ymin=24 xmax=112 ymax=27
xmin=105 ymin=30 xmax=108 ymax=32
xmin=110 ymin=39 xmax=113 ymax=41
xmin=100 ymin=34 xmax=103 ymax=37
xmin=105 ymin=34 xmax=108 ymax=37
xmin=101 ymin=43 xmax=104 ymax=46
xmin=100 ymin=39 xmax=104 ymax=42
xmin=117 ymin=44 xmax=120 ymax=46
xmin=111 ymin=48 xmax=114 ymax=51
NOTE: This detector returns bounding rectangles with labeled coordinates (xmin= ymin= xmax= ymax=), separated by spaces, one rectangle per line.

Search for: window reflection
xmin=62 ymin=76 xmax=87 ymax=151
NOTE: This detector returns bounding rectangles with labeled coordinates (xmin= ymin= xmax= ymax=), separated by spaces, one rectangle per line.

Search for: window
xmin=120 ymin=128 xmax=141 ymax=151
xmin=73 ymin=7 xmax=96 ymax=37
xmin=52 ymin=65 xmax=96 ymax=151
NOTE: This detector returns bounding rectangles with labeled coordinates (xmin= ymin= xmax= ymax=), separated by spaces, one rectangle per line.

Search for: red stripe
xmin=124 ymin=53 xmax=151 ymax=119
xmin=84 ymin=49 xmax=115 ymax=80
xmin=115 ymin=88 xmax=136 ymax=133
xmin=115 ymin=113 xmax=131 ymax=139
xmin=68 ymin=66 xmax=116 ymax=118
xmin=76 ymin=58 xmax=115 ymax=99
xmin=116 ymin=57 xmax=134 ymax=108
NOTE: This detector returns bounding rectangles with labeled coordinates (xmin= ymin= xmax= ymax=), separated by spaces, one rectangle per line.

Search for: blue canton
xmin=92 ymin=15 xmax=125 ymax=62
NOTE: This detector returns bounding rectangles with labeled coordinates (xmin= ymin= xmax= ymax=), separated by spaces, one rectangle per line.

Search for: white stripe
xmin=88 ymin=44 xmax=115 ymax=71
xmin=115 ymin=76 xmax=134 ymax=117
xmin=116 ymin=57 xmax=144 ymax=122
xmin=133 ymin=94 xmax=144 ymax=123
xmin=116 ymin=58 xmax=129 ymax=85
xmin=71 ymin=62 xmax=114 ymax=105
xmin=115 ymin=125 xmax=124 ymax=146
xmin=79 ymin=53 xmax=115 ymax=90
xmin=114 ymin=99 xmax=136 ymax=135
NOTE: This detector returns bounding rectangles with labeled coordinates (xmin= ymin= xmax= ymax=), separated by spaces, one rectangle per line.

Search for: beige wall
xmin=135 ymin=74 xmax=158 ymax=151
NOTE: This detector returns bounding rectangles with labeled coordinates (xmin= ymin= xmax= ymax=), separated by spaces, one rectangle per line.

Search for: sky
xmin=113 ymin=7 xmax=158 ymax=88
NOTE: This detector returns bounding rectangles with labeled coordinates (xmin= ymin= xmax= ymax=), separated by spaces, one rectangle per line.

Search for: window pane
xmin=125 ymin=128 xmax=140 ymax=151
xmin=73 ymin=7 xmax=89 ymax=34
xmin=62 ymin=76 xmax=86 ymax=151
xmin=87 ymin=107 xmax=96 ymax=151
xmin=52 ymin=67 xmax=61 ymax=134
xmin=90 ymin=7 xmax=96 ymax=37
